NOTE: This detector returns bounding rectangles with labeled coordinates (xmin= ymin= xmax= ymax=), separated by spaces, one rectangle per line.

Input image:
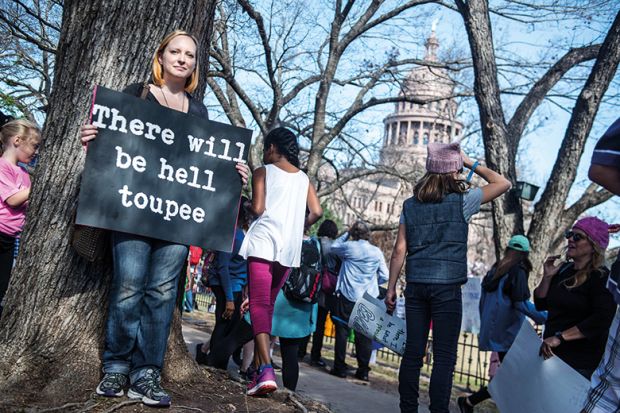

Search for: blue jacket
xmin=478 ymin=266 xmax=547 ymax=352
xmin=208 ymin=228 xmax=247 ymax=301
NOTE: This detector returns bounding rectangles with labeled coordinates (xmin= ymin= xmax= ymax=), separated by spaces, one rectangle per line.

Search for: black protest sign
xmin=75 ymin=86 xmax=252 ymax=252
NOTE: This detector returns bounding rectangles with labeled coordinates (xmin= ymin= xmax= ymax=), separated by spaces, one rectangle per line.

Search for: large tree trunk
xmin=455 ymin=0 xmax=523 ymax=259
xmin=0 ymin=0 xmax=216 ymax=404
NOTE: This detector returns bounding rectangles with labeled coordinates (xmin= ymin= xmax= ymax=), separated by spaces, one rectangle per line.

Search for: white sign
xmin=489 ymin=323 xmax=590 ymax=413
xmin=349 ymin=292 xmax=406 ymax=355
xmin=461 ymin=276 xmax=481 ymax=333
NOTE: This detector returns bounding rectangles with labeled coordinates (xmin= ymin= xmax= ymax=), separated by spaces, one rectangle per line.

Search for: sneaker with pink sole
xmin=247 ymin=365 xmax=277 ymax=396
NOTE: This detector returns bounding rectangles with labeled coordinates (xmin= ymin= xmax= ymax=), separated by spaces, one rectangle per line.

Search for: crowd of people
xmin=0 ymin=28 xmax=618 ymax=413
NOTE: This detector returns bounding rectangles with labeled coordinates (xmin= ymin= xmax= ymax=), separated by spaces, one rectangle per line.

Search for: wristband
xmin=554 ymin=331 xmax=565 ymax=344
xmin=466 ymin=160 xmax=479 ymax=182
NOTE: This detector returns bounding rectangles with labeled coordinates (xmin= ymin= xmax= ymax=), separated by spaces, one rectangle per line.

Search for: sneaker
xmin=96 ymin=373 xmax=128 ymax=397
xmin=310 ymin=358 xmax=326 ymax=367
xmin=247 ymin=365 xmax=277 ymax=396
xmin=329 ymin=368 xmax=347 ymax=378
xmin=354 ymin=370 xmax=369 ymax=382
xmin=127 ymin=369 xmax=171 ymax=407
xmin=457 ymin=396 xmax=474 ymax=413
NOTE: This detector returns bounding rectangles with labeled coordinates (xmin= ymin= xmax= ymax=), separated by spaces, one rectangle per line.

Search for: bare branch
xmin=507 ymin=44 xmax=601 ymax=149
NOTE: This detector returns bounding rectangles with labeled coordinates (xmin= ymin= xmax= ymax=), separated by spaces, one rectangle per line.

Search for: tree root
xmin=175 ymin=406 xmax=206 ymax=413
xmin=100 ymin=400 xmax=141 ymax=413
xmin=37 ymin=401 xmax=93 ymax=413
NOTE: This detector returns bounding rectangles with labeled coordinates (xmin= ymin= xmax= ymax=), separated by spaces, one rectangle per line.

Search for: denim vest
xmin=402 ymin=193 xmax=468 ymax=284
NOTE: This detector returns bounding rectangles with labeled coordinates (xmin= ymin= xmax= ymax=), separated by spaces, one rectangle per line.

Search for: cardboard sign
xmin=488 ymin=323 xmax=590 ymax=413
xmin=76 ymin=86 xmax=252 ymax=252
xmin=348 ymin=292 xmax=407 ymax=355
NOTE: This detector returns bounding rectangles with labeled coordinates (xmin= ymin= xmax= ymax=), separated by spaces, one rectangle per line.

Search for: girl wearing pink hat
xmin=385 ymin=142 xmax=511 ymax=413
xmin=534 ymin=216 xmax=616 ymax=379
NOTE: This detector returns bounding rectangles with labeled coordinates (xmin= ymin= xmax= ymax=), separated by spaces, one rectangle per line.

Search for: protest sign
xmin=488 ymin=322 xmax=590 ymax=413
xmin=461 ymin=276 xmax=481 ymax=333
xmin=348 ymin=292 xmax=406 ymax=355
xmin=76 ymin=86 xmax=252 ymax=252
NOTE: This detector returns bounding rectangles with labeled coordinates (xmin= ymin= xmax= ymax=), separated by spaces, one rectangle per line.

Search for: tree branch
xmin=507 ymin=44 xmax=601 ymax=150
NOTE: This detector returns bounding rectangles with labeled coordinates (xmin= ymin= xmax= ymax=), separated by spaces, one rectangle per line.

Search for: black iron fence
xmin=193 ymin=292 xmax=499 ymax=390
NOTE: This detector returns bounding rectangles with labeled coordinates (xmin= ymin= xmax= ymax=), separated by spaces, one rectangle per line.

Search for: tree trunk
xmin=456 ymin=0 xmax=523 ymax=259
xmin=0 ymin=0 xmax=216 ymax=404
xmin=528 ymin=10 xmax=620 ymax=276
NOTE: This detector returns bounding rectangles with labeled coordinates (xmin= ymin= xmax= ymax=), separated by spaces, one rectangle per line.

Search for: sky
xmin=205 ymin=1 xmax=619 ymax=245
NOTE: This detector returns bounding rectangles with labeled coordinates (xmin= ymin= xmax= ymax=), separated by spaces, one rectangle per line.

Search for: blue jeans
xmin=184 ymin=290 xmax=194 ymax=312
xmin=103 ymin=232 xmax=188 ymax=383
xmin=399 ymin=283 xmax=462 ymax=413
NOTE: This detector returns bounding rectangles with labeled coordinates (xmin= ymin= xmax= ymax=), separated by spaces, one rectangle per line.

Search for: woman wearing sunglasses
xmin=534 ymin=217 xmax=616 ymax=379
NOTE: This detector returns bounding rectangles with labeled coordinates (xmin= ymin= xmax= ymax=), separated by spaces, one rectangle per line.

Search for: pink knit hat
xmin=573 ymin=216 xmax=609 ymax=250
xmin=426 ymin=142 xmax=463 ymax=173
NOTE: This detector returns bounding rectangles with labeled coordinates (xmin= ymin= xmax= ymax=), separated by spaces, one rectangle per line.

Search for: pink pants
xmin=247 ymin=257 xmax=290 ymax=336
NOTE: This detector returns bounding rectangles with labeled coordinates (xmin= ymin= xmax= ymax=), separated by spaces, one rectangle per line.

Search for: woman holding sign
xmin=239 ymin=127 xmax=322 ymax=396
xmin=80 ymin=31 xmax=249 ymax=407
xmin=385 ymin=143 xmax=511 ymax=413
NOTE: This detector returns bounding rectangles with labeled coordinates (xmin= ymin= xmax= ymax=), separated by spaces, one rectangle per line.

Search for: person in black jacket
xmin=534 ymin=217 xmax=616 ymax=379
xmin=80 ymin=30 xmax=249 ymax=406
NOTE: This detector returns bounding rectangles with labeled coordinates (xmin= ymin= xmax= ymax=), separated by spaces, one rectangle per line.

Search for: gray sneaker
xmin=127 ymin=369 xmax=171 ymax=407
xmin=96 ymin=373 xmax=128 ymax=397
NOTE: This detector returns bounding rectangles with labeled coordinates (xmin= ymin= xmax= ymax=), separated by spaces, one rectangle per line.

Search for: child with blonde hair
xmin=0 ymin=119 xmax=41 ymax=316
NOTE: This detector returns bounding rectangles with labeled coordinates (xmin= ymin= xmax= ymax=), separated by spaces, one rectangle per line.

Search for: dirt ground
xmin=3 ymin=368 xmax=332 ymax=413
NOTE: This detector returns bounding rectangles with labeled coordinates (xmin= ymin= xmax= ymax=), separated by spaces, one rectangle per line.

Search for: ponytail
xmin=264 ymin=127 xmax=300 ymax=168
xmin=0 ymin=119 xmax=41 ymax=154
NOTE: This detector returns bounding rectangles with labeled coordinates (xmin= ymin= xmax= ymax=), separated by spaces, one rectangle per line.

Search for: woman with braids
xmin=239 ymin=127 xmax=322 ymax=396
xmin=534 ymin=217 xmax=616 ymax=379
xmin=385 ymin=142 xmax=511 ymax=413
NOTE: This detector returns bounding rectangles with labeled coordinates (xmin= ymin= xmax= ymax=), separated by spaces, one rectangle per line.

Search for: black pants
xmin=207 ymin=287 xmax=245 ymax=369
xmin=311 ymin=293 xmax=335 ymax=361
xmin=280 ymin=337 xmax=303 ymax=391
xmin=0 ymin=233 xmax=16 ymax=315
xmin=468 ymin=351 xmax=506 ymax=405
xmin=207 ymin=319 xmax=254 ymax=369
xmin=333 ymin=294 xmax=372 ymax=375
xmin=399 ymin=283 xmax=462 ymax=413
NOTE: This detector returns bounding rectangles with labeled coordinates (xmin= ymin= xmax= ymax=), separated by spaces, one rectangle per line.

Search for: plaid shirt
xmin=583 ymin=307 xmax=620 ymax=413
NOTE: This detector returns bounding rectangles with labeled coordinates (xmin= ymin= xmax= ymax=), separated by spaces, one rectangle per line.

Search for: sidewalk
xmin=182 ymin=321 xmax=430 ymax=413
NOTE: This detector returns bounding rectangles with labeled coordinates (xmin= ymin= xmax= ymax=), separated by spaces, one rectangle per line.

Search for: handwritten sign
xmin=76 ymin=86 xmax=252 ymax=251
xmin=348 ymin=292 xmax=406 ymax=355
xmin=488 ymin=322 xmax=590 ymax=413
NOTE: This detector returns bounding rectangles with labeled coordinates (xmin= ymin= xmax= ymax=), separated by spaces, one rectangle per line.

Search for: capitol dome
xmin=381 ymin=29 xmax=463 ymax=166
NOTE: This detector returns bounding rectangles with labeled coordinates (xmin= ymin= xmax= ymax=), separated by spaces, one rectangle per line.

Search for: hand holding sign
xmin=76 ymin=86 xmax=253 ymax=252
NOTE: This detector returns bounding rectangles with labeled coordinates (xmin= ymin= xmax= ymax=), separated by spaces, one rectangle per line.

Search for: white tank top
xmin=239 ymin=164 xmax=309 ymax=267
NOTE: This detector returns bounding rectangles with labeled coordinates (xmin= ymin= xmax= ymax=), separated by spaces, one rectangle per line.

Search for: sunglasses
xmin=564 ymin=230 xmax=586 ymax=242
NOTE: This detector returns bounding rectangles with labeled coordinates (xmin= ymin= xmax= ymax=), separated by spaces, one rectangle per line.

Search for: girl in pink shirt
xmin=0 ymin=119 xmax=41 ymax=316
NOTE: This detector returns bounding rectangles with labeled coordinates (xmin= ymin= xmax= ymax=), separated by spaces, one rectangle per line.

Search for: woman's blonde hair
xmin=413 ymin=172 xmax=470 ymax=203
xmin=562 ymin=234 xmax=606 ymax=289
xmin=0 ymin=119 xmax=41 ymax=154
xmin=151 ymin=30 xmax=200 ymax=93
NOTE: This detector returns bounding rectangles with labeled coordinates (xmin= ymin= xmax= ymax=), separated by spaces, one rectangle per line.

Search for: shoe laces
xmin=102 ymin=373 xmax=126 ymax=388
xmin=139 ymin=370 xmax=165 ymax=394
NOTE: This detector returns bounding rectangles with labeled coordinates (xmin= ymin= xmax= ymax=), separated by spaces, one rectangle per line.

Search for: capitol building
xmin=324 ymin=30 xmax=495 ymax=274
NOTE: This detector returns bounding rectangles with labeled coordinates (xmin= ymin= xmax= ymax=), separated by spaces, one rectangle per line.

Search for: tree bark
xmin=528 ymin=10 xmax=620 ymax=274
xmin=0 ymin=0 xmax=216 ymax=404
xmin=456 ymin=0 xmax=523 ymax=258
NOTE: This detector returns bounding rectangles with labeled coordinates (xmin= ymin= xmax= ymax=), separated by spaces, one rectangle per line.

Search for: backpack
xmin=283 ymin=237 xmax=323 ymax=303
